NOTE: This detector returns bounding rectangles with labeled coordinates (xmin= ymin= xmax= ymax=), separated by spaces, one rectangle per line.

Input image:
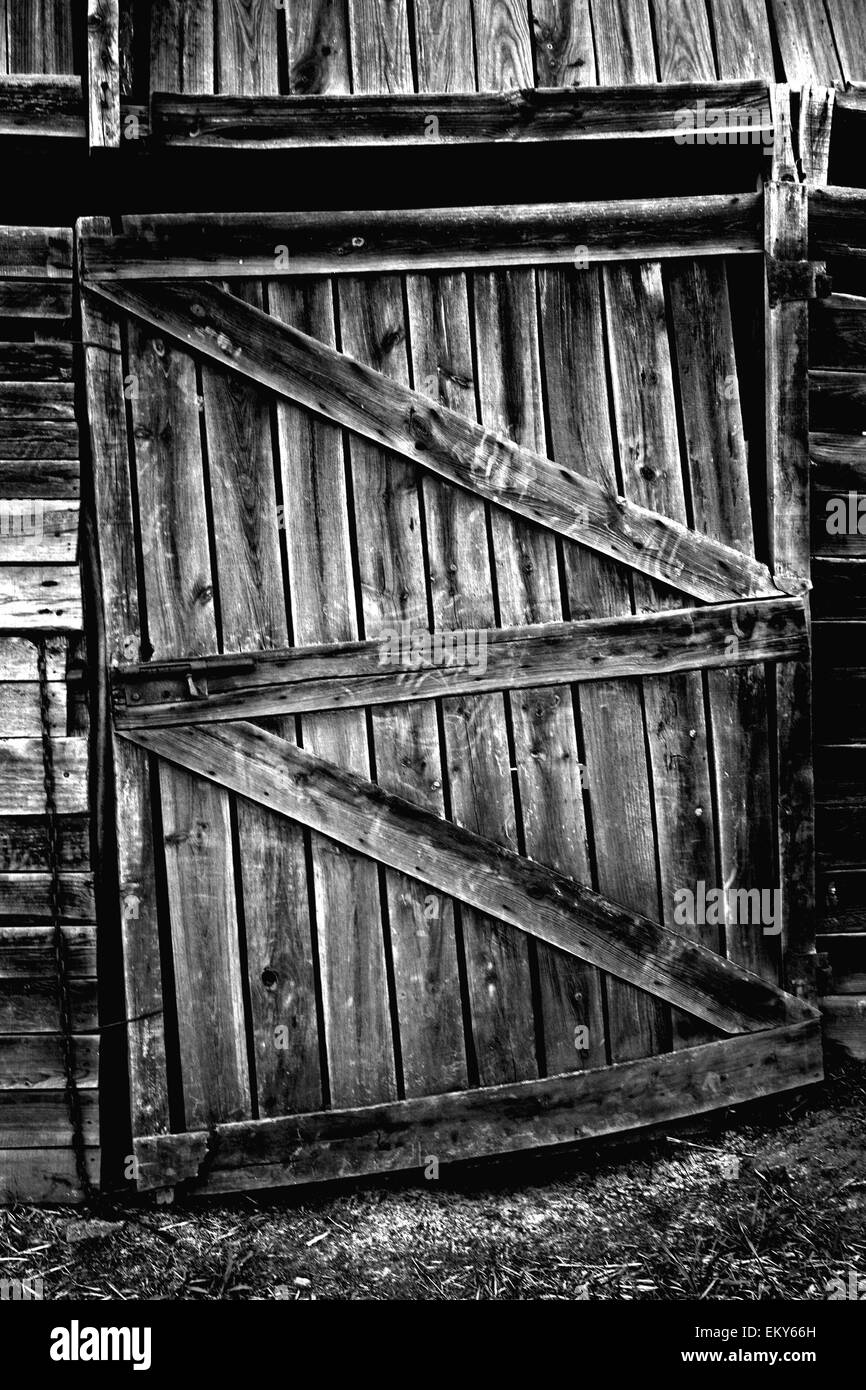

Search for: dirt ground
xmin=3 ymin=1053 xmax=865 ymax=1301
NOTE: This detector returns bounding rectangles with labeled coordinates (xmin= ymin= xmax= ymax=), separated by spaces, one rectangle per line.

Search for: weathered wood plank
xmin=0 ymin=680 xmax=65 ymax=735
xmin=0 ymin=874 xmax=94 ymax=921
xmin=413 ymin=0 xmax=475 ymax=91
xmin=0 ymin=1090 xmax=99 ymax=1147
xmin=706 ymin=0 xmax=775 ymax=79
xmin=78 ymin=217 xmax=169 ymax=1142
xmin=0 ymin=501 xmax=78 ymax=562
xmin=0 ymin=381 xmax=75 ymax=416
xmin=110 ymin=599 xmax=809 ymax=728
xmin=347 ymin=8 xmax=474 ymax=1099
xmin=83 ymin=195 xmax=765 ymax=281
xmin=530 ymin=0 xmax=594 ymax=88
xmin=0 ymin=282 xmax=73 ymax=319
xmin=124 ymin=307 xmax=251 ymax=1130
xmin=0 ymin=227 xmax=72 ymax=279
xmin=810 ymin=294 xmax=866 ymax=371
xmin=86 ymin=278 xmax=786 ymax=605
xmin=590 ymin=0 xmax=655 ymax=85
xmin=149 ymin=0 xmax=214 ymax=94
xmin=821 ymin=995 xmax=866 ymax=1058
xmin=0 ymin=738 xmax=87 ymax=816
xmin=799 ymin=83 xmax=835 ymax=185
xmin=825 ymin=1 xmax=866 ymax=85
xmin=0 ymin=976 xmax=97 ymax=1034
xmin=148 ymin=81 xmax=775 ymax=147
xmin=288 ymin=0 xmax=350 ymax=94
xmin=199 ymin=274 xmax=320 ymax=1119
xmin=766 ymin=180 xmax=815 ymax=992
xmin=0 ymin=342 xmax=72 ymax=379
xmin=0 ymin=634 xmax=65 ymax=682
xmin=270 ymin=280 xmax=395 ymax=1111
xmin=0 ymin=565 xmax=82 ymax=630
xmin=216 ymin=0 xmax=277 ymax=95
xmin=0 ymin=1033 xmax=98 ymax=1091
xmin=88 ymin=0 xmax=121 ymax=148
xmin=0 ymin=814 xmax=90 ymax=871
xmin=0 ymin=1146 xmax=100 ymax=1203
xmin=810 ymin=370 xmax=866 ymax=433
xmin=768 ymin=0 xmax=841 ymax=85
xmin=132 ymin=1019 xmax=823 ymax=1193
xmin=7 ymin=0 xmax=75 ymax=75
xmin=0 ymin=924 xmax=95 ymax=976
xmin=0 ymin=460 xmax=80 ymax=499
xmin=124 ymin=719 xmax=815 ymax=1035
xmin=0 ymin=75 xmax=85 ymax=137
xmin=810 ymin=186 xmax=866 ymax=257
xmin=651 ymin=0 xmax=715 ymax=82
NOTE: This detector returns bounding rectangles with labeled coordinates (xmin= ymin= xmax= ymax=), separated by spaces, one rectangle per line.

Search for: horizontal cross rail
xmin=111 ymin=597 xmax=809 ymax=730
xmin=85 ymin=278 xmax=796 ymax=605
xmin=148 ymin=81 xmax=773 ymax=151
xmin=122 ymin=719 xmax=815 ymax=1037
xmin=79 ymin=195 xmax=763 ymax=280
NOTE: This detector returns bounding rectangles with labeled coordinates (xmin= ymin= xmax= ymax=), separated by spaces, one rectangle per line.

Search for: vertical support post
xmin=87 ymin=0 xmax=120 ymax=150
xmin=765 ymin=83 xmax=816 ymax=996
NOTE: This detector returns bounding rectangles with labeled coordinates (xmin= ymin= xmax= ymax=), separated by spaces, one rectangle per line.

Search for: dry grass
xmin=3 ymin=1055 xmax=865 ymax=1301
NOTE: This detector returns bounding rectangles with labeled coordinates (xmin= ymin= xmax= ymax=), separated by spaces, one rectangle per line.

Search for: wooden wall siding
xmin=0 ymin=226 xmax=96 ymax=1202
xmin=128 ymin=0 xmax=861 ymax=102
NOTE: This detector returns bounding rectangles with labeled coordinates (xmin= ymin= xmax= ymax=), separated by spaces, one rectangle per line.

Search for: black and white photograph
xmin=0 ymin=0 xmax=864 ymax=1367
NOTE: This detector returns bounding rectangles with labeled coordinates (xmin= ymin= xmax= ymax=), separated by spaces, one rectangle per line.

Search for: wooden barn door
xmin=78 ymin=198 xmax=822 ymax=1197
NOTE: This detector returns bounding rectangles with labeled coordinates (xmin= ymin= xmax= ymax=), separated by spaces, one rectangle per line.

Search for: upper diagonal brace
xmin=85 ymin=277 xmax=798 ymax=605
xmin=121 ymin=718 xmax=815 ymax=1036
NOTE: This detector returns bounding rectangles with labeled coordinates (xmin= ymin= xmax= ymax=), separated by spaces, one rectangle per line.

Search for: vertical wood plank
xmin=88 ymin=0 xmax=120 ymax=148
xmin=150 ymin=0 xmax=214 ymax=94
xmin=269 ymin=278 xmax=398 ymax=1106
xmin=346 ymin=0 xmax=412 ymax=92
xmin=825 ymin=0 xmax=866 ymax=85
xmin=413 ymin=0 xmax=475 ymax=91
xmin=591 ymin=2 xmax=706 ymax=1060
xmin=78 ymin=217 xmax=168 ymax=1145
xmin=472 ymin=4 xmax=606 ymax=1078
xmin=766 ymin=166 xmax=815 ymax=991
xmin=216 ymin=0 xmax=278 ymax=94
xmin=124 ymin=309 xmax=251 ymax=1127
xmin=529 ymin=0 xmax=593 ymax=87
xmin=410 ymin=0 xmax=538 ymax=1087
xmin=768 ymin=0 xmax=841 ymax=84
xmin=204 ymin=0 xmax=318 ymax=1119
xmin=650 ymin=0 xmax=714 ymax=81
xmin=707 ymin=0 xmax=775 ymax=79
xmin=286 ymin=0 xmax=351 ymax=93
xmin=659 ymin=6 xmax=776 ymax=997
xmin=8 ymin=0 xmax=74 ymax=73
xmin=798 ymin=82 xmax=835 ymax=185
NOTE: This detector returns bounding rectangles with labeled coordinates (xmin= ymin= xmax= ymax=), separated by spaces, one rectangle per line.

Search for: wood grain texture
xmin=83 ymin=194 xmax=765 ymax=278
xmin=216 ymin=0 xmax=278 ymax=96
xmin=0 ymin=873 xmax=94 ymax=920
xmin=651 ymin=0 xmax=714 ymax=81
xmin=589 ymin=0 xmax=655 ymax=84
xmin=149 ymin=0 xmax=214 ymax=94
xmin=0 ymin=1033 xmax=97 ymax=1090
xmin=825 ymin=0 xmax=866 ymax=84
xmin=768 ymin=0 xmax=841 ymax=84
xmin=132 ymin=1020 xmax=823 ymax=1193
xmin=0 ymin=75 xmax=85 ymax=137
xmin=124 ymin=720 xmax=815 ymax=1034
xmin=530 ymin=0 xmax=594 ymax=87
xmin=0 ymin=924 xmax=95 ymax=976
xmin=0 ymin=342 xmax=72 ymax=379
xmin=798 ymin=82 xmax=835 ymax=185
xmin=86 ymin=278 xmax=785 ymax=605
xmin=0 ymin=282 xmax=72 ymax=319
xmin=0 ymin=1147 xmax=100 ymax=1202
xmin=200 ymin=280 xmax=321 ymax=1119
xmin=0 ymin=226 xmax=72 ymax=278
xmin=88 ymin=0 xmax=121 ymax=147
xmin=0 ymin=1090 xmax=99 ymax=1147
xmin=0 ymin=564 xmax=81 ymax=629
xmin=270 ymin=278 xmax=397 ymax=1108
xmin=0 ymin=816 xmax=89 ymax=872
xmin=79 ymin=217 xmax=168 ymax=1142
xmin=124 ymin=291 xmax=251 ymax=1129
xmin=338 ymin=270 xmax=465 ymax=1099
xmin=7 ymin=0 xmax=75 ymax=74
xmin=0 ymin=501 xmax=78 ymax=563
xmin=810 ymin=294 xmax=866 ymax=370
xmin=347 ymin=0 xmax=412 ymax=93
xmin=413 ymin=0 xmax=475 ymax=90
xmin=287 ymin=0 xmax=351 ymax=94
xmin=707 ymin=0 xmax=775 ymax=79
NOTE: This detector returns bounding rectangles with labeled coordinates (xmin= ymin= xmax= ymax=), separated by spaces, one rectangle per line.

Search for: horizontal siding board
xmin=0 ymin=738 xmax=88 ymax=815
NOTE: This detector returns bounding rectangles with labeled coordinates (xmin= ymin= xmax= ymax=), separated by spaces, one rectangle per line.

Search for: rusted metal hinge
xmin=766 ymin=256 xmax=832 ymax=306
xmin=111 ymin=654 xmax=255 ymax=705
